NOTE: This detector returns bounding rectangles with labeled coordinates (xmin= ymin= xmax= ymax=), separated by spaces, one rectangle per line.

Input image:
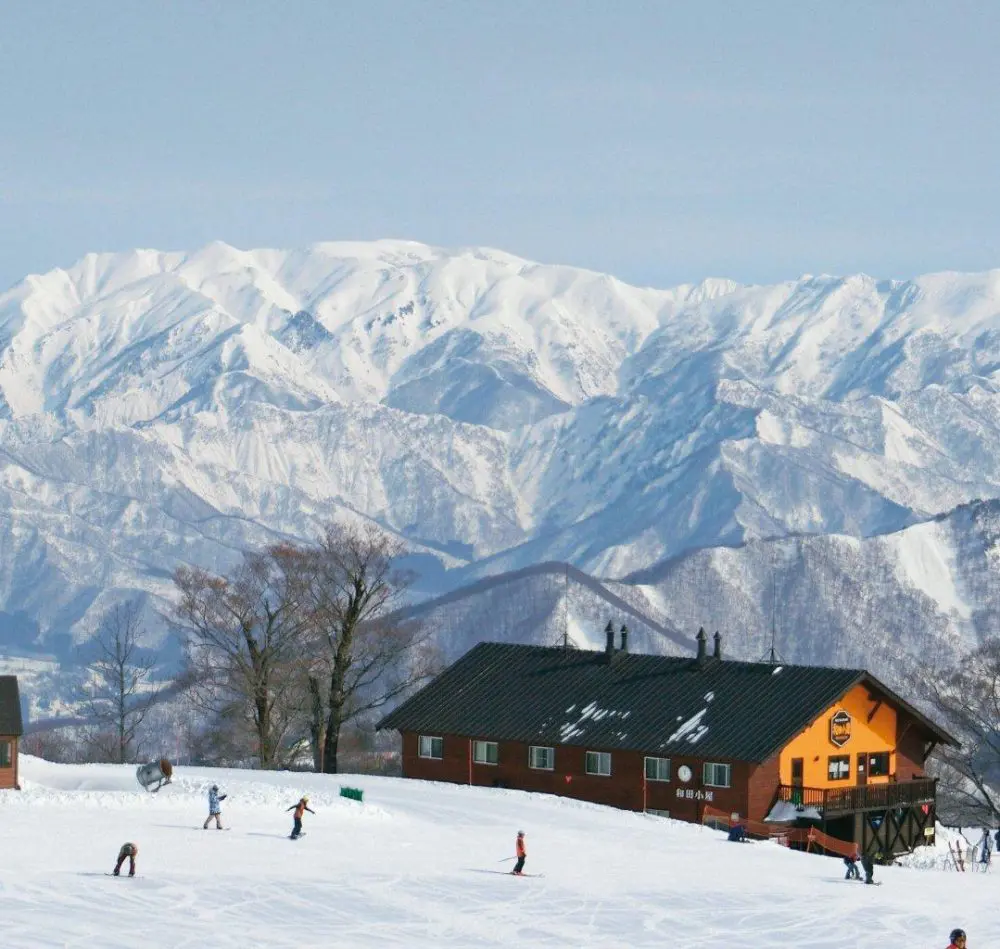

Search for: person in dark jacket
xmin=287 ymin=796 xmax=315 ymax=839
xmin=860 ymin=852 xmax=875 ymax=884
xmin=113 ymin=842 xmax=138 ymax=877
xmin=727 ymin=820 xmax=748 ymax=842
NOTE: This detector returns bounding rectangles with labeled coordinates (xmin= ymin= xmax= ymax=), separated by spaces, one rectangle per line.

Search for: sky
xmin=1 ymin=1 xmax=998 ymax=293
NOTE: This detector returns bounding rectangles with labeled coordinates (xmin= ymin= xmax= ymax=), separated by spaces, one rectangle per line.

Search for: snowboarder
xmin=946 ymin=928 xmax=967 ymax=948
xmin=512 ymin=830 xmax=526 ymax=875
xmin=860 ymin=852 xmax=875 ymax=884
xmin=727 ymin=819 xmax=748 ymax=842
xmin=287 ymin=795 xmax=314 ymax=839
xmin=113 ymin=842 xmax=138 ymax=877
xmin=843 ymin=846 xmax=862 ymax=880
xmin=203 ymin=784 xmax=227 ymax=830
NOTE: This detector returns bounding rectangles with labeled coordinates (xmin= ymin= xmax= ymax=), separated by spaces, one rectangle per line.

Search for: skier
xmin=979 ymin=829 xmax=992 ymax=869
xmin=860 ymin=851 xmax=875 ymax=885
xmin=512 ymin=830 xmax=527 ymax=875
xmin=946 ymin=928 xmax=967 ymax=948
xmin=287 ymin=795 xmax=314 ymax=839
xmin=843 ymin=846 xmax=862 ymax=880
xmin=203 ymin=784 xmax=227 ymax=830
xmin=113 ymin=842 xmax=138 ymax=877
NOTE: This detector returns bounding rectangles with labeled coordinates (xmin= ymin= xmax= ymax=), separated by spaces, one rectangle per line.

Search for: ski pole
xmin=497 ymin=856 xmax=516 ymax=862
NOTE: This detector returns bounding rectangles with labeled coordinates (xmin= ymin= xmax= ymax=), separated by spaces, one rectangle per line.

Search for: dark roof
xmin=0 ymin=676 xmax=23 ymax=736
xmin=378 ymin=642 xmax=957 ymax=763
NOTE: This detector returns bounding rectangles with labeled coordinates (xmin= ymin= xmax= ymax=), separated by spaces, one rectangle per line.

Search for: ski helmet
xmin=950 ymin=930 xmax=966 ymax=942
xmin=211 ymin=784 xmax=218 ymax=791
xmin=517 ymin=829 xmax=524 ymax=836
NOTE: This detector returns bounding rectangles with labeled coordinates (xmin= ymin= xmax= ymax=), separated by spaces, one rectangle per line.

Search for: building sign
xmin=829 ymin=710 xmax=852 ymax=747
xmin=675 ymin=788 xmax=713 ymax=802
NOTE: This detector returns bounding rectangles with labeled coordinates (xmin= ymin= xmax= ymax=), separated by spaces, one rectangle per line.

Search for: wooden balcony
xmin=775 ymin=778 xmax=936 ymax=816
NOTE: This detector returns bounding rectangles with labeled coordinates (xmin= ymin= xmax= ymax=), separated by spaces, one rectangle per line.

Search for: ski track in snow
xmin=0 ymin=757 xmax=996 ymax=947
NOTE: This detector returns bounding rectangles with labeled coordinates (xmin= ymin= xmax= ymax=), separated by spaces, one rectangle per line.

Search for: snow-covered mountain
xmin=3 ymin=240 xmax=1000 ymax=677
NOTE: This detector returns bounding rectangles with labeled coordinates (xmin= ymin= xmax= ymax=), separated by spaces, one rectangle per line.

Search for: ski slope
xmin=0 ymin=756 xmax=994 ymax=948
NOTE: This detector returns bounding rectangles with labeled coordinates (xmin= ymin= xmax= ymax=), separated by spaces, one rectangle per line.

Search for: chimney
xmin=620 ymin=624 xmax=629 ymax=654
xmin=713 ymin=631 xmax=722 ymax=660
xmin=604 ymin=621 xmax=615 ymax=661
xmin=696 ymin=627 xmax=707 ymax=663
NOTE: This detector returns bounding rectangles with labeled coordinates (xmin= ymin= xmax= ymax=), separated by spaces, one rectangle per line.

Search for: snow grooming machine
xmin=136 ymin=758 xmax=174 ymax=793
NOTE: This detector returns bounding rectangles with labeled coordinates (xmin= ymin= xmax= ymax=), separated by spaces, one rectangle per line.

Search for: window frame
xmin=418 ymin=735 xmax=443 ymax=760
xmin=868 ymin=751 xmax=890 ymax=777
xmin=528 ymin=745 xmax=555 ymax=771
xmin=0 ymin=740 xmax=10 ymax=768
xmin=585 ymin=750 xmax=612 ymax=776
xmin=827 ymin=754 xmax=851 ymax=782
xmin=644 ymin=756 xmax=671 ymax=782
xmin=472 ymin=740 xmax=499 ymax=766
xmin=703 ymin=762 xmax=732 ymax=788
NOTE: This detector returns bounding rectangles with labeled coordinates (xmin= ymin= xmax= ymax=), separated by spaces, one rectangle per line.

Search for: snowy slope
xmin=4 ymin=242 xmax=1000 ymax=668
xmin=1 ymin=755 xmax=994 ymax=948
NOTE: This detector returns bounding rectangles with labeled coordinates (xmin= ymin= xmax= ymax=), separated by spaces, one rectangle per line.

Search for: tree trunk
xmin=308 ymin=675 xmax=325 ymax=772
xmin=322 ymin=659 xmax=348 ymax=774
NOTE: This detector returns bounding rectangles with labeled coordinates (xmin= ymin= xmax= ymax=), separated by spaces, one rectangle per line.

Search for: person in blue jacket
xmin=203 ymin=784 xmax=227 ymax=830
xmin=728 ymin=819 xmax=748 ymax=842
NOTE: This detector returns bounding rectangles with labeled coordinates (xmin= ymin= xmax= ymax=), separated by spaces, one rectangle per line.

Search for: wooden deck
xmin=775 ymin=778 xmax=936 ymax=816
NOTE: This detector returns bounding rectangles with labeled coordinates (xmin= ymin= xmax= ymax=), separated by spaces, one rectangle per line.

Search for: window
xmin=473 ymin=740 xmax=498 ymax=765
xmin=644 ymin=756 xmax=671 ymax=782
xmin=828 ymin=755 xmax=851 ymax=781
xmin=529 ymin=746 xmax=554 ymax=770
xmin=418 ymin=735 xmax=443 ymax=759
xmin=0 ymin=741 xmax=9 ymax=768
xmin=646 ymin=808 xmax=670 ymax=819
xmin=868 ymin=752 xmax=890 ymax=777
xmin=585 ymin=751 xmax=612 ymax=776
xmin=703 ymin=762 xmax=731 ymax=788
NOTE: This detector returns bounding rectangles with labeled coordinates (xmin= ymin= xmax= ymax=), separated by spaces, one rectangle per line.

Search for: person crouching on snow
xmin=513 ymin=830 xmax=527 ymax=875
xmin=113 ymin=842 xmax=138 ymax=877
xmin=203 ymin=783 xmax=227 ymax=830
xmin=287 ymin=796 xmax=314 ymax=839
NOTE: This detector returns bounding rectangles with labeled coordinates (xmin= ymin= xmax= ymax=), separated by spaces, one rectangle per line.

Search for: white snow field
xmin=1 ymin=756 xmax=995 ymax=948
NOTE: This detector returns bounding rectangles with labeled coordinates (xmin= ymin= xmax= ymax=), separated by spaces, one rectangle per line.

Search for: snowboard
xmin=106 ymin=873 xmax=139 ymax=879
xmin=290 ymin=832 xmax=307 ymax=840
xmin=511 ymin=872 xmax=544 ymax=877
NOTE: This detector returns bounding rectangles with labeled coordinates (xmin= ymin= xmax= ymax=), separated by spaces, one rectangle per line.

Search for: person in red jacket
xmin=947 ymin=928 xmax=967 ymax=948
xmin=512 ymin=830 xmax=527 ymax=875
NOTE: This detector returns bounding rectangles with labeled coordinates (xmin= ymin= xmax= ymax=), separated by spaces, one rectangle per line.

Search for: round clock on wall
xmin=677 ymin=765 xmax=692 ymax=783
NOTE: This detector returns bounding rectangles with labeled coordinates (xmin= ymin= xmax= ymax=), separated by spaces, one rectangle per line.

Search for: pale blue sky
xmin=1 ymin=1 xmax=998 ymax=292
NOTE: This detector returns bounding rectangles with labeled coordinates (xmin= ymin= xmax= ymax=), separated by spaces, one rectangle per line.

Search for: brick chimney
xmin=619 ymin=624 xmax=629 ymax=654
xmin=713 ymin=631 xmax=722 ymax=660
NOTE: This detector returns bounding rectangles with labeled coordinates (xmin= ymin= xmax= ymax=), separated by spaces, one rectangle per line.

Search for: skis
xmin=511 ymin=872 xmax=544 ymax=878
xmin=290 ymin=832 xmax=307 ymax=840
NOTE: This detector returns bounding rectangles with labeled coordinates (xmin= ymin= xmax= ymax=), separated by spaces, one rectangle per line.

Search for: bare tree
xmin=922 ymin=640 xmax=1000 ymax=825
xmin=303 ymin=523 xmax=437 ymax=774
xmin=80 ymin=601 xmax=160 ymax=763
xmin=174 ymin=545 xmax=313 ymax=769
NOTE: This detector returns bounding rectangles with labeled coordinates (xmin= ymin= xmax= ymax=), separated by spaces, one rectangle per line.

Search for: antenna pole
xmin=563 ymin=563 xmax=569 ymax=649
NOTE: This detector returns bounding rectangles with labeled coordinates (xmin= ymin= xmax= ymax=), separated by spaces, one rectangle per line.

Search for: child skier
xmin=287 ymin=795 xmax=314 ymax=839
xmin=843 ymin=849 xmax=862 ymax=880
xmin=203 ymin=784 xmax=227 ymax=830
xmin=513 ymin=830 xmax=527 ymax=875
xmin=946 ymin=928 xmax=967 ymax=948
xmin=113 ymin=842 xmax=138 ymax=877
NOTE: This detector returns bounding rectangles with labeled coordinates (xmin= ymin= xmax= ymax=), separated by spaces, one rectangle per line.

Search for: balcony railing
xmin=776 ymin=778 xmax=936 ymax=816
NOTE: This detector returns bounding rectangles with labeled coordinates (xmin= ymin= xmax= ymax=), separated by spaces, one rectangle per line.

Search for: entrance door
xmin=791 ymin=758 xmax=804 ymax=805
xmin=856 ymin=753 xmax=868 ymax=786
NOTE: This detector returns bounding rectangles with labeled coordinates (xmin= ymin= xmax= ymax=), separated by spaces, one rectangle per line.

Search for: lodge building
xmin=377 ymin=627 xmax=957 ymax=857
xmin=0 ymin=675 xmax=23 ymax=791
